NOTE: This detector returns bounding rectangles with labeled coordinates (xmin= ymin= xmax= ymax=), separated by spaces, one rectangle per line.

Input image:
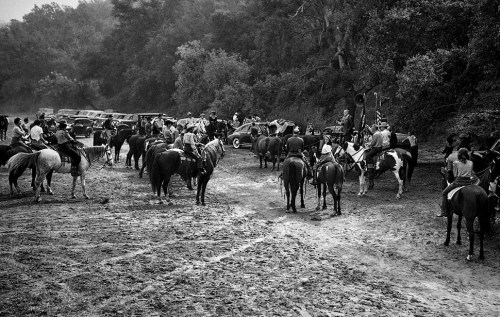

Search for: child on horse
xmin=311 ymin=134 xmax=337 ymax=186
xmin=286 ymin=127 xmax=313 ymax=180
xmin=438 ymin=148 xmax=478 ymax=217
xmin=55 ymin=120 xmax=81 ymax=176
xmin=182 ymin=123 xmax=206 ymax=175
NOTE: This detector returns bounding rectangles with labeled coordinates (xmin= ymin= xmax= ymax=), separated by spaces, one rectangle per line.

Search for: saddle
xmin=54 ymin=145 xmax=81 ymax=176
xmin=447 ymin=186 xmax=465 ymax=200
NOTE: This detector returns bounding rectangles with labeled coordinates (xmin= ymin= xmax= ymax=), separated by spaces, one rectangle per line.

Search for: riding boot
xmin=310 ymin=166 xmax=318 ymax=186
xmin=71 ymin=164 xmax=79 ymax=177
xmin=367 ymin=167 xmax=375 ymax=189
xmin=303 ymin=157 xmax=313 ymax=180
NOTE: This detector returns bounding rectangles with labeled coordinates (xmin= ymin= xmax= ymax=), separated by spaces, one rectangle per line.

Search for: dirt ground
xmin=1 ymin=136 xmax=500 ymax=317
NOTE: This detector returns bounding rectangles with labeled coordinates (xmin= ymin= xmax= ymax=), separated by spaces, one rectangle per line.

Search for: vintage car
xmin=227 ymin=122 xmax=269 ymax=149
xmin=322 ymin=125 xmax=344 ymax=141
xmin=69 ymin=118 xmax=94 ymax=137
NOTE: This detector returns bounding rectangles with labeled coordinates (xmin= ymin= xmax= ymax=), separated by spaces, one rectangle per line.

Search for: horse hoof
xmin=40 ymin=188 xmax=46 ymax=193
xmin=466 ymin=255 xmax=473 ymax=261
xmin=322 ymin=206 xmax=327 ymax=211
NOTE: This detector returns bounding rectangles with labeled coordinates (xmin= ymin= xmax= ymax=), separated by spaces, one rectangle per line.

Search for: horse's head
xmin=215 ymin=137 xmax=225 ymax=158
xmin=104 ymin=145 xmax=113 ymax=166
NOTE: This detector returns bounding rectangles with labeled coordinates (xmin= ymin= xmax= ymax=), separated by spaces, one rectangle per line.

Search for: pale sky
xmin=0 ymin=0 xmax=80 ymax=23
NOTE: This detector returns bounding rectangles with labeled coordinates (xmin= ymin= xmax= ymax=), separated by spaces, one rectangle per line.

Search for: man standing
xmin=250 ymin=122 xmax=260 ymax=154
xmin=365 ymin=124 xmax=383 ymax=188
xmin=339 ymin=109 xmax=354 ymax=142
xmin=103 ymin=114 xmax=115 ymax=147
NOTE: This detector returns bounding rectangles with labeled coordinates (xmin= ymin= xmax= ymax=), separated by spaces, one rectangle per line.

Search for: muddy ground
xmin=1 ymin=137 xmax=500 ymax=317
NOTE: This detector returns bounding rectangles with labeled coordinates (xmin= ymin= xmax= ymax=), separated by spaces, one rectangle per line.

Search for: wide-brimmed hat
xmin=186 ymin=123 xmax=195 ymax=130
xmin=378 ymin=122 xmax=388 ymax=128
xmin=293 ymin=127 xmax=300 ymax=134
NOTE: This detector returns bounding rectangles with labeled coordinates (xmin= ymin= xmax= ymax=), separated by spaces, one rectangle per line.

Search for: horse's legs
xmin=126 ymin=151 xmax=132 ymax=167
xmin=71 ymin=176 xmax=78 ymax=198
xmin=8 ymin=170 xmax=21 ymax=196
xmin=80 ymin=174 xmax=89 ymax=199
xmin=31 ymin=167 xmax=45 ymax=192
xmin=161 ymin=176 xmax=171 ymax=202
xmin=357 ymin=166 xmax=367 ymax=196
xmin=322 ymin=184 xmax=328 ymax=210
xmin=115 ymin=146 xmax=120 ymax=163
xmin=456 ymin=214 xmax=462 ymax=245
xmin=34 ymin=170 xmax=46 ymax=202
xmin=392 ymin=170 xmax=404 ymax=199
xmin=259 ymin=155 xmax=263 ymax=168
xmin=46 ymin=170 xmax=54 ymax=195
xmin=134 ymin=152 xmax=140 ymax=170
xmin=335 ymin=186 xmax=342 ymax=215
xmin=199 ymin=177 xmax=209 ymax=206
xmin=444 ymin=213 xmax=453 ymax=246
xmin=299 ymin=180 xmax=305 ymax=208
xmin=291 ymin=185 xmax=298 ymax=213
xmin=479 ymin=227 xmax=485 ymax=260
xmin=315 ymin=183 xmax=322 ymax=211
xmin=285 ymin=183 xmax=291 ymax=212
xmin=465 ymin=218 xmax=475 ymax=261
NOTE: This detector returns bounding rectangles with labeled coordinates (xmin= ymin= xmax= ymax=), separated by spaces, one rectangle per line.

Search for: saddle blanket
xmin=447 ymin=186 xmax=465 ymax=200
xmin=169 ymin=148 xmax=196 ymax=162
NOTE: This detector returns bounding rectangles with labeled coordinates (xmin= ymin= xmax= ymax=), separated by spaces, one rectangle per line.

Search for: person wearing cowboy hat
xmin=286 ymin=126 xmax=313 ymax=180
xmin=379 ymin=121 xmax=391 ymax=150
xmin=55 ymin=120 xmax=81 ymax=176
xmin=365 ymin=123 xmax=383 ymax=188
xmin=103 ymin=114 xmax=116 ymax=146
xmin=182 ymin=123 xmax=206 ymax=175
xmin=310 ymin=133 xmax=336 ymax=185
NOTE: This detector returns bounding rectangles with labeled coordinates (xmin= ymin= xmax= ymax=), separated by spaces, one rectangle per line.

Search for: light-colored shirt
xmin=11 ymin=125 xmax=25 ymax=143
xmin=183 ymin=132 xmax=197 ymax=150
xmin=453 ymin=160 xmax=473 ymax=178
xmin=368 ymin=131 xmax=383 ymax=148
xmin=380 ymin=129 xmax=391 ymax=148
xmin=30 ymin=125 xmax=44 ymax=141
xmin=321 ymin=144 xmax=332 ymax=154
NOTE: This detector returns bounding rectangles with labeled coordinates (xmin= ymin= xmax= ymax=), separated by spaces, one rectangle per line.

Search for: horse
xmin=0 ymin=115 xmax=8 ymax=141
xmin=281 ymin=157 xmax=306 ymax=213
xmin=314 ymin=160 xmax=344 ymax=216
xmin=138 ymin=140 xmax=173 ymax=179
xmin=6 ymin=146 xmax=111 ymax=202
xmin=150 ymin=138 xmax=225 ymax=205
xmin=126 ymin=134 xmax=148 ymax=169
xmin=256 ymin=135 xmax=283 ymax=170
xmin=93 ymin=129 xmax=134 ymax=163
xmin=342 ymin=142 xmax=414 ymax=199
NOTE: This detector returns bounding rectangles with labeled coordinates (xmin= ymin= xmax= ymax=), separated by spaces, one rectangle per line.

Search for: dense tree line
xmin=1 ymin=0 xmax=499 ymax=134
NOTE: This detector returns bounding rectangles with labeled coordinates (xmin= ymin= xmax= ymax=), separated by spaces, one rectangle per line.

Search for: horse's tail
xmin=150 ymin=153 xmax=162 ymax=194
xmin=7 ymin=152 xmax=40 ymax=177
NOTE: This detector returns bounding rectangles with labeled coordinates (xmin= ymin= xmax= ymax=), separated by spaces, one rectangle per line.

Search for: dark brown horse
xmin=256 ymin=136 xmax=283 ymax=170
xmin=126 ymin=134 xmax=148 ymax=169
xmin=281 ymin=157 xmax=306 ymax=213
xmin=139 ymin=141 xmax=172 ymax=179
xmin=150 ymin=138 xmax=225 ymax=205
xmin=315 ymin=161 xmax=344 ymax=216
xmin=93 ymin=129 xmax=134 ymax=162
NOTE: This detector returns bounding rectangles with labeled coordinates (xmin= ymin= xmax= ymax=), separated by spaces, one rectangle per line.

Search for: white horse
xmin=342 ymin=142 xmax=413 ymax=199
xmin=7 ymin=146 xmax=111 ymax=202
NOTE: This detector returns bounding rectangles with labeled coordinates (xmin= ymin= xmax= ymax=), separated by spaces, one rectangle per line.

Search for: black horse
xmin=150 ymin=138 xmax=225 ymax=205
xmin=93 ymin=129 xmax=134 ymax=163
xmin=139 ymin=140 xmax=173 ymax=178
xmin=126 ymin=134 xmax=148 ymax=170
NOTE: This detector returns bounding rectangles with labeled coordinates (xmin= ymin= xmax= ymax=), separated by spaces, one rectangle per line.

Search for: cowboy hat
xmin=293 ymin=127 xmax=300 ymax=133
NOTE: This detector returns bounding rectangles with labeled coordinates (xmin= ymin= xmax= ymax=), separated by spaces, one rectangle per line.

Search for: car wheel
xmin=232 ymin=138 xmax=240 ymax=149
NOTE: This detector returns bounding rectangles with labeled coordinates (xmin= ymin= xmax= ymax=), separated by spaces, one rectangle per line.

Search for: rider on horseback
xmin=11 ymin=117 xmax=31 ymax=152
xmin=438 ymin=148 xmax=478 ymax=217
xmin=365 ymin=123 xmax=383 ymax=188
xmin=56 ymin=120 xmax=81 ymax=176
xmin=30 ymin=120 xmax=49 ymax=150
xmin=286 ymin=127 xmax=313 ymax=180
xmin=183 ymin=123 xmax=207 ymax=175
xmin=311 ymin=134 xmax=337 ymax=186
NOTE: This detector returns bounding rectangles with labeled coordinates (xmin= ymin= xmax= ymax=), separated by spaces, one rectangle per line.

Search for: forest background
xmin=1 ymin=0 xmax=499 ymax=140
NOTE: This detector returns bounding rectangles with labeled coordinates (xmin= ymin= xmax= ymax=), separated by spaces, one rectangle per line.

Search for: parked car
xmin=227 ymin=122 xmax=269 ymax=149
xmin=322 ymin=125 xmax=344 ymax=141
xmin=69 ymin=118 xmax=94 ymax=137
xmin=55 ymin=109 xmax=80 ymax=121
